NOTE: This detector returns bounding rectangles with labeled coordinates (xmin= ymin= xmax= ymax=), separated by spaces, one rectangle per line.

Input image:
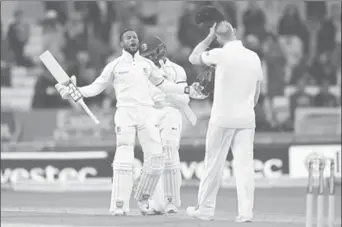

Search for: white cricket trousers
xmin=197 ymin=125 xmax=255 ymax=217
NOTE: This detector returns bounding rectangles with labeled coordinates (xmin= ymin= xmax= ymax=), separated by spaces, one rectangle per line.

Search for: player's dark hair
xmin=119 ymin=28 xmax=136 ymax=42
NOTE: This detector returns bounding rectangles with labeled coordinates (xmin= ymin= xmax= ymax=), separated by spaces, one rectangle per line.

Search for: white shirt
xmin=79 ymin=50 xmax=155 ymax=107
xmin=200 ymin=40 xmax=263 ymax=128
xmin=150 ymin=59 xmax=188 ymax=108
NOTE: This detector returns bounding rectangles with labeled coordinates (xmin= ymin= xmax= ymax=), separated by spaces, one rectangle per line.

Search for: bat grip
xmin=77 ymin=99 xmax=100 ymax=125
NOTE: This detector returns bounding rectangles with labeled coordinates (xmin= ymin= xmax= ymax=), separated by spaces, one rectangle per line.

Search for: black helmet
xmin=195 ymin=6 xmax=224 ymax=27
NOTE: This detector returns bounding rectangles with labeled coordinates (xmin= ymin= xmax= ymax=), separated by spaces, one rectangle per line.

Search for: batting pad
xmin=110 ymin=162 xmax=133 ymax=212
xmin=163 ymin=146 xmax=182 ymax=207
xmin=134 ymin=154 xmax=164 ymax=201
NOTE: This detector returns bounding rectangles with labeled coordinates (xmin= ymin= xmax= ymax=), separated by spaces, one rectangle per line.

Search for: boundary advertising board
xmin=1 ymin=144 xmax=289 ymax=185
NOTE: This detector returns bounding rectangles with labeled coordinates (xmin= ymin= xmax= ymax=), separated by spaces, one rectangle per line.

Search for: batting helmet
xmin=195 ymin=6 xmax=224 ymax=27
xmin=140 ymin=36 xmax=167 ymax=65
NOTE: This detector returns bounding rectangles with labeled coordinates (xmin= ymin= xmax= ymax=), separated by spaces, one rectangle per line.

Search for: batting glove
xmin=55 ymin=75 xmax=77 ymax=100
xmin=188 ymin=82 xmax=209 ymax=99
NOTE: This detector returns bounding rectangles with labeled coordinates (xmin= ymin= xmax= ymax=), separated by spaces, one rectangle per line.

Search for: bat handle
xmin=77 ymin=99 xmax=100 ymax=125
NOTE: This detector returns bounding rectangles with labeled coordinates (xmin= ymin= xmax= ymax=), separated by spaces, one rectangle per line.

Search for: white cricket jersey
xmin=200 ymin=40 xmax=263 ymax=128
xmin=150 ymin=59 xmax=188 ymax=108
xmin=79 ymin=50 xmax=156 ymax=107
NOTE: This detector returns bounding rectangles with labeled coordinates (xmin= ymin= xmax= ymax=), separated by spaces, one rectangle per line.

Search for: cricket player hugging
xmin=139 ymin=36 xmax=192 ymax=215
xmin=55 ymin=29 xmax=177 ymax=216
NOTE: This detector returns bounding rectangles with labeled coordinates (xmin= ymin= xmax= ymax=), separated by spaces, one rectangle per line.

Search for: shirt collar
xmin=223 ymin=40 xmax=243 ymax=48
xmin=163 ymin=58 xmax=171 ymax=66
xmin=122 ymin=49 xmax=140 ymax=61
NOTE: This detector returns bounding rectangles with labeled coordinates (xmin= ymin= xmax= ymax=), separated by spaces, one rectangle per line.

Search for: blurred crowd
xmin=1 ymin=1 xmax=341 ymax=132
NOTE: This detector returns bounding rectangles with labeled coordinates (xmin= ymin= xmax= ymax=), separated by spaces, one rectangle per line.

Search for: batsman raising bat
xmin=55 ymin=29 xmax=172 ymax=216
xmin=139 ymin=36 xmax=191 ymax=214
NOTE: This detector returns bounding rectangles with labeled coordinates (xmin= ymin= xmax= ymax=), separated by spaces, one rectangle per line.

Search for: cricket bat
xmin=39 ymin=50 xmax=100 ymax=125
xmin=159 ymin=60 xmax=197 ymax=126
xmin=181 ymin=105 xmax=197 ymax=126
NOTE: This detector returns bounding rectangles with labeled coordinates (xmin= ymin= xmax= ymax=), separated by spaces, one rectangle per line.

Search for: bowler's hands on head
xmin=55 ymin=75 xmax=77 ymax=100
xmin=207 ymin=23 xmax=217 ymax=40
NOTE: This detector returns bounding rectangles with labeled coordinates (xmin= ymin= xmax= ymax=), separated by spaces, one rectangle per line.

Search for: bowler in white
xmin=186 ymin=21 xmax=264 ymax=222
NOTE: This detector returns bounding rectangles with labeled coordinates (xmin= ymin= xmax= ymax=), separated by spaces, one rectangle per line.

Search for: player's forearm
xmin=149 ymin=69 xmax=186 ymax=94
xmin=156 ymin=80 xmax=188 ymax=95
xmin=188 ymin=36 xmax=215 ymax=65
xmin=79 ymin=83 xmax=107 ymax=98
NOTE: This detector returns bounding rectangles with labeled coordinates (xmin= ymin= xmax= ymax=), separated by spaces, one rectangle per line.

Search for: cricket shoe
xmin=145 ymin=199 xmax=166 ymax=215
xmin=186 ymin=206 xmax=214 ymax=221
xmin=235 ymin=215 xmax=253 ymax=223
xmin=165 ymin=203 xmax=178 ymax=214
xmin=110 ymin=208 xmax=127 ymax=216
xmin=138 ymin=200 xmax=156 ymax=215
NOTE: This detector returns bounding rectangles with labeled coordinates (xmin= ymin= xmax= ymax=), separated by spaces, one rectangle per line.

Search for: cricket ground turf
xmin=1 ymin=187 xmax=341 ymax=227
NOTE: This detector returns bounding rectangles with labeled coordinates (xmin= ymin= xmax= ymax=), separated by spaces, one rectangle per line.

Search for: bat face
xmin=39 ymin=50 xmax=70 ymax=84
xmin=39 ymin=50 xmax=100 ymax=125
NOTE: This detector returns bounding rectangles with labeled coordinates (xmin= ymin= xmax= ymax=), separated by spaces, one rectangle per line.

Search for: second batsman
xmin=140 ymin=36 xmax=191 ymax=214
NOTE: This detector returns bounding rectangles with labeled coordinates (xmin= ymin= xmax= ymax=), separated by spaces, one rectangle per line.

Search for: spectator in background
xmin=244 ymin=34 xmax=263 ymax=59
xmin=330 ymin=4 xmax=341 ymax=70
xmin=178 ymin=2 xmax=207 ymax=49
xmin=41 ymin=10 xmax=65 ymax=56
xmin=255 ymin=93 xmax=278 ymax=131
xmin=83 ymin=2 xmax=117 ymax=71
xmin=137 ymin=0 xmax=158 ymax=26
xmin=84 ymin=1 xmax=116 ymax=45
xmin=75 ymin=51 xmax=105 ymax=108
xmin=263 ymin=33 xmax=286 ymax=98
xmin=316 ymin=4 xmax=341 ymax=54
xmin=314 ymin=79 xmax=338 ymax=107
xmin=278 ymin=4 xmax=309 ymax=54
xmin=1 ymin=20 xmax=14 ymax=87
xmin=124 ymin=15 xmax=145 ymax=41
xmin=44 ymin=1 xmax=68 ymax=25
xmin=63 ymin=12 xmax=88 ymax=64
xmin=31 ymin=68 xmax=71 ymax=109
xmin=242 ymin=2 xmax=267 ymax=42
xmin=309 ymin=51 xmax=338 ymax=85
xmin=289 ymin=76 xmax=314 ymax=123
xmin=7 ymin=8 xmax=33 ymax=67
xmin=278 ymin=5 xmax=306 ymax=85
xmin=289 ymin=60 xmax=315 ymax=85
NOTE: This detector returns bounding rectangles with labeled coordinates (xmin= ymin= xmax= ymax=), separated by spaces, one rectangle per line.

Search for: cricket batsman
xmin=183 ymin=8 xmax=263 ymax=222
xmin=139 ymin=36 xmax=190 ymax=214
xmin=55 ymin=29 xmax=170 ymax=216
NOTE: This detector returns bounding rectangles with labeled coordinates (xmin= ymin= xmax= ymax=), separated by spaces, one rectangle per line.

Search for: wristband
xmin=184 ymin=86 xmax=190 ymax=94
